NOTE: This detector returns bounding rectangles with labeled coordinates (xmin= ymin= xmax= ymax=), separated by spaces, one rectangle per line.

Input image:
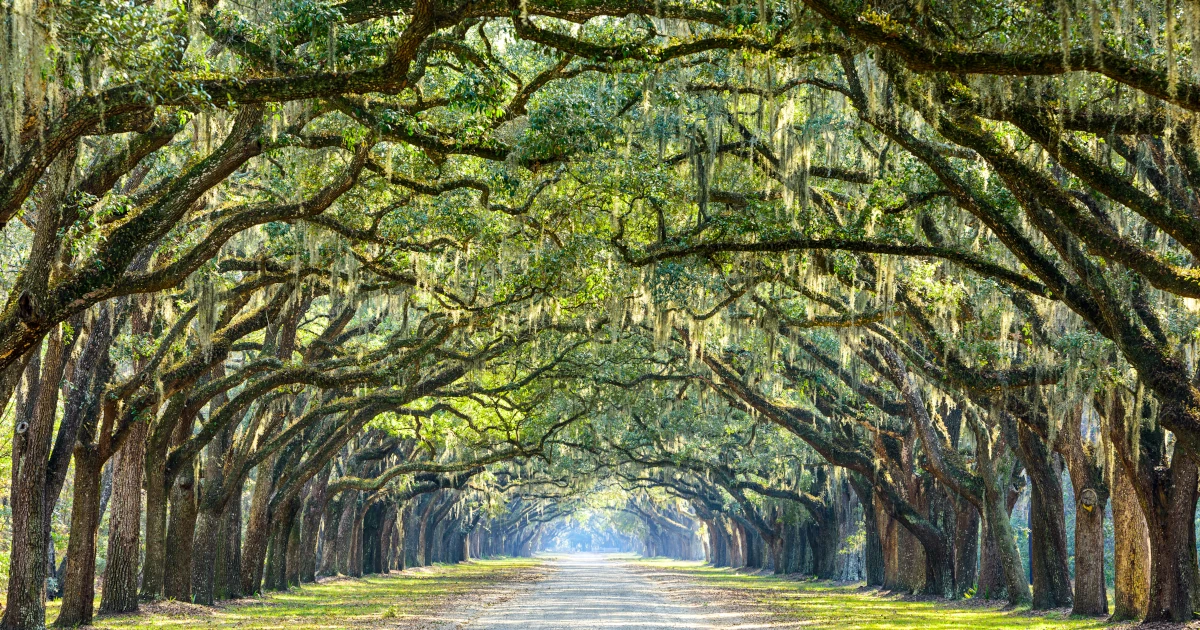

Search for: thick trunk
xmin=192 ymin=365 xmax=234 ymax=604
xmin=808 ymin=520 xmax=838 ymax=579
xmin=2 ymin=435 xmax=48 ymax=624
xmin=771 ymin=536 xmax=785 ymax=575
xmin=1019 ymin=426 xmax=1072 ymax=610
xmin=1058 ymin=404 xmax=1110 ymax=617
xmin=240 ymin=460 xmax=275 ymax=596
xmin=1144 ymin=451 xmax=1199 ymax=623
xmin=977 ymin=437 xmax=1030 ymax=605
xmin=139 ymin=426 xmax=173 ymax=601
xmin=876 ymin=498 xmax=924 ymax=592
xmin=982 ymin=492 xmax=1028 ymax=604
xmin=299 ymin=466 xmax=331 ymax=582
xmin=2 ymin=336 xmax=59 ymax=630
xmin=976 ymin=518 xmax=1004 ymax=600
xmin=286 ymin=508 xmax=302 ymax=587
xmin=350 ymin=505 xmax=366 ymax=576
xmin=1 ymin=140 xmax=76 ymax=628
xmin=99 ymin=421 xmax=148 ymax=614
xmin=1111 ymin=460 xmax=1150 ymax=620
xmin=217 ymin=492 xmax=243 ymax=599
xmin=164 ymin=466 xmax=198 ymax=601
xmin=362 ymin=502 xmax=384 ymax=573
xmin=318 ymin=497 xmax=342 ymax=576
xmin=403 ymin=501 xmax=421 ymax=568
xmin=416 ymin=495 xmax=437 ymax=567
xmin=1071 ymin=487 xmax=1108 ymax=616
xmin=53 ymin=447 xmax=102 ymax=627
xmin=336 ymin=495 xmax=359 ymax=575
xmin=190 ymin=507 xmax=223 ymax=606
xmin=976 ymin=479 xmax=1019 ymax=600
xmin=379 ymin=509 xmax=397 ymax=573
xmin=263 ymin=531 xmax=279 ymax=592
xmin=265 ymin=496 xmax=299 ymax=590
xmin=264 ymin=515 xmax=286 ymax=591
xmin=918 ymin=530 xmax=956 ymax=600
xmin=952 ymin=500 xmax=979 ymax=597
xmin=848 ymin=483 xmax=884 ymax=586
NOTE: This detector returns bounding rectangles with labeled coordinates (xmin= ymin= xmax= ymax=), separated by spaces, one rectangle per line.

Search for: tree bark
xmin=952 ymin=499 xmax=979 ymax=597
xmin=299 ymin=466 xmax=331 ymax=582
xmin=218 ymin=489 xmax=243 ymax=599
xmin=139 ymin=414 xmax=175 ymax=601
xmin=1018 ymin=425 xmax=1073 ymax=609
xmin=99 ymin=420 xmax=148 ymax=614
xmin=1 ymin=338 xmax=56 ymax=630
xmin=1072 ymin=487 xmax=1108 ymax=616
xmin=318 ymin=496 xmax=342 ymax=576
xmin=191 ymin=506 xmax=224 ymax=605
xmin=1111 ymin=460 xmax=1149 ymax=621
xmin=1143 ymin=450 xmax=1199 ymax=622
xmin=285 ymin=504 xmax=302 ymax=587
xmin=336 ymin=494 xmax=359 ymax=574
xmin=164 ymin=462 xmax=199 ymax=601
xmin=240 ymin=457 xmax=276 ymax=595
xmin=53 ymin=446 xmax=102 ymax=627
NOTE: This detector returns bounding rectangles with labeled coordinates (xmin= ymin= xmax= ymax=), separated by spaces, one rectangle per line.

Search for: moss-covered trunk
xmin=100 ymin=420 xmax=148 ymax=614
xmin=53 ymin=447 xmax=102 ymax=627
xmin=164 ymin=463 xmax=199 ymax=601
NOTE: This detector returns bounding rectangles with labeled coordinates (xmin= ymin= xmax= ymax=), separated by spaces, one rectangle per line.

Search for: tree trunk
xmin=190 ymin=506 xmax=223 ymax=605
xmin=1108 ymin=456 xmax=1147 ymax=619
xmin=976 ymin=431 xmax=1030 ymax=605
xmin=1058 ymin=403 xmax=1110 ymax=617
xmin=350 ymin=504 xmax=366 ymax=576
xmin=299 ymin=466 xmax=331 ymax=582
xmin=1019 ymin=426 xmax=1072 ymax=610
xmin=336 ymin=494 xmax=359 ymax=575
xmin=977 ymin=477 xmax=1019 ymax=600
xmin=1143 ymin=450 xmax=1199 ymax=622
xmin=848 ymin=483 xmax=884 ymax=586
xmin=318 ymin=497 xmax=342 ymax=576
xmin=139 ymin=417 xmax=176 ymax=602
xmin=919 ymin=530 xmax=956 ymax=600
xmin=1 ymin=133 xmax=78 ymax=628
xmin=53 ymin=447 xmax=102 ymax=627
xmin=1071 ymin=487 xmax=1108 ymax=616
xmin=2 ymin=332 xmax=62 ymax=629
xmin=218 ymin=492 xmax=243 ymax=599
xmin=164 ymin=463 xmax=198 ymax=601
xmin=953 ymin=499 xmax=979 ymax=597
xmin=240 ymin=459 xmax=276 ymax=596
xmin=99 ymin=420 xmax=148 ymax=614
xmin=286 ymin=506 xmax=302 ymax=587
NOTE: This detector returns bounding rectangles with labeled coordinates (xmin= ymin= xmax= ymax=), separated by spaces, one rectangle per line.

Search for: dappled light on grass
xmin=83 ymin=558 xmax=541 ymax=629
xmin=635 ymin=560 xmax=1113 ymax=630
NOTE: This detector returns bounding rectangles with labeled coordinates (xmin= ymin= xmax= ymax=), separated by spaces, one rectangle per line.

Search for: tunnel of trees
xmin=1 ymin=0 xmax=1199 ymax=626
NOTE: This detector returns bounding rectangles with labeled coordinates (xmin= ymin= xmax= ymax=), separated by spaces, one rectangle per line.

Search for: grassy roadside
xmin=631 ymin=559 xmax=1115 ymax=630
xmin=54 ymin=558 xmax=543 ymax=630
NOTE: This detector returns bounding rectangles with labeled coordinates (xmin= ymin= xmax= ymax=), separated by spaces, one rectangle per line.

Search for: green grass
xmin=64 ymin=558 xmax=542 ymax=629
xmin=633 ymin=559 xmax=1116 ymax=630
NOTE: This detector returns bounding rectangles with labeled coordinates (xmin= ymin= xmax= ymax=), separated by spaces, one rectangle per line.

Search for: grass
xmin=56 ymin=558 xmax=542 ymax=629
xmin=633 ymin=559 xmax=1116 ymax=630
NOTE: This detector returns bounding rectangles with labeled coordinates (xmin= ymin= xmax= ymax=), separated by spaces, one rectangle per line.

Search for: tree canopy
xmin=1 ymin=0 xmax=1198 ymax=627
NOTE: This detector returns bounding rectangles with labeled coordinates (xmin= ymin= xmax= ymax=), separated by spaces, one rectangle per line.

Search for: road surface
xmin=462 ymin=554 xmax=751 ymax=629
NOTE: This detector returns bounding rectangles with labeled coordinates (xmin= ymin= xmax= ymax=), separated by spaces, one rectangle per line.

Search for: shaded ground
xmin=631 ymin=558 xmax=1123 ymax=630
xmin=68 ymin=558 xmax=544 ymax=629
xmin=461 ymin=553 xmax=760 ymax=629
xmin=55 ymin=556 xmax=1189 ymax=629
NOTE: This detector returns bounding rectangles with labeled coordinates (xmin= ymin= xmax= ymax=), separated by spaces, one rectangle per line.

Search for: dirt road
xmin=461 ymin=554 xmax=754 ymax=629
